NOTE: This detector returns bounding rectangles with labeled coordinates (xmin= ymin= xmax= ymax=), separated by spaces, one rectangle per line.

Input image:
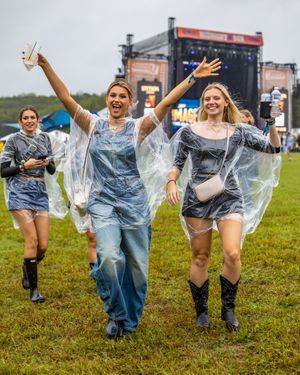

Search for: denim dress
xmin=2 ymin=131 xmax=53 ymax=211
xmin=8 ymin=178 xmax=49 ymax=211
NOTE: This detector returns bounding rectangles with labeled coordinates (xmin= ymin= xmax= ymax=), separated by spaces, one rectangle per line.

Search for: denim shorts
xmin=8 ymin=177 xmax=49 ymax=211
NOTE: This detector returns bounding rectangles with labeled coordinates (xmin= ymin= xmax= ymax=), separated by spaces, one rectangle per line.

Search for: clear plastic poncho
xmin=64 ymin=106 xmax=171 ymax=233
xmin=45 ymin=131 xmax=68 ymax=219
xmin=1 ymin=130 xmax=68 ymax=229
xmin=170 ymin=122 xmax=281 ymax=246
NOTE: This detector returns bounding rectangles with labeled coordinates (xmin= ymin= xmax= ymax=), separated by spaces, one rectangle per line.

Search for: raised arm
xmin=267 ymin=120 xmax=281 ymax=148
xmin=156 ymin=57 xmax=221 ymax=121
xmin=37 ymin=54 xmax=90 ymax=133
xmin=139 ymin=57 xmax=222 ymax=137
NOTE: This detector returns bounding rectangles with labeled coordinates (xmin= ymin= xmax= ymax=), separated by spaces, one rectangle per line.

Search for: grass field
xmin=0 ymin=154 xmax=299 ymax=374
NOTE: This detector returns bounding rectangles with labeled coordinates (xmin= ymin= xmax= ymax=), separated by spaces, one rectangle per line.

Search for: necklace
xmin=108 ymin=116 xmax=125 ymax=132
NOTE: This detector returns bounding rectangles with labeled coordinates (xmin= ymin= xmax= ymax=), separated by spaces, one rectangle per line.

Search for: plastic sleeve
xmin=242 ymin=126 xmax=280 ymax=154
xmin=73 ymin=105 xmax=94 ymax=130
xmin=173 ymin=129 xmax=189 ymax=172
xmin=46 ymin=161 xmax=56 ymax=175
xmin=0 ymin=162 xmax=20 ymax=177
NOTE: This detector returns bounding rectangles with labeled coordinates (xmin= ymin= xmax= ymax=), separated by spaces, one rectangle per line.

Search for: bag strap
xmin=81 ymin=122 xmax=96 ymax=185
xmin=218 ymin=124 xmax=230 ymax=173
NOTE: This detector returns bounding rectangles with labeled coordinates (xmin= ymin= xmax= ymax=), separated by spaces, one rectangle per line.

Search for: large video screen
xmin=177 ymin=40 xmax=259 ymax=117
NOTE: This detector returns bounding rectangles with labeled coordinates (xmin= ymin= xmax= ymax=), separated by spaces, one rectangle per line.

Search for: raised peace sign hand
xmin=192 ymin=57 xmax=222 ymax=79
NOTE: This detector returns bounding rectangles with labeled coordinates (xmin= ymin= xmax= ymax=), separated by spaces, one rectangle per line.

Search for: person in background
xmin=286 ymin=132 xmax=294 ymax=161
xmin=240 ymin=109 xmax=254 ymax=126
xmin=0 ymin=105 xmax=56 ymax=303
xmin=166 ymin=83 xmax=280 ymax=331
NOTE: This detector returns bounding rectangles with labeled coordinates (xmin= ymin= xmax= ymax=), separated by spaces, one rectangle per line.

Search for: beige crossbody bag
xmin=193 ymin=125 xmax=229 ymax=203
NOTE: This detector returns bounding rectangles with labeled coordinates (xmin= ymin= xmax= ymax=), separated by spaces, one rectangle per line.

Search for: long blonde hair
xmin=198 ymin=83 xmax=241 ymax=124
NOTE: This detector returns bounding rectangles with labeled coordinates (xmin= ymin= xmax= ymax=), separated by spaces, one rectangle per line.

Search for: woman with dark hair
xmin=166 ymin=82 xmax=280 ymax=331
xmin=0 ymin=105 xmax=56 ymax=303
xmin=35 ymin=53 xmax=221 ymax=339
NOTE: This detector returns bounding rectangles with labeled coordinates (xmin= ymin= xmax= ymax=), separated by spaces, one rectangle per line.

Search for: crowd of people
xmin=0 ymin=52 xmax=281 ymax=339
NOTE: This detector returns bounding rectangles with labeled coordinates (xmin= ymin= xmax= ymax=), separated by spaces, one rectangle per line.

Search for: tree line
xmin=0 ymin=93 xmax=106 ymax=125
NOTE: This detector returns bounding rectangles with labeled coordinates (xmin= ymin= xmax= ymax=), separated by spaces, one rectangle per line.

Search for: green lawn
xmin=0 ymin=154 xmax=299 ymax=374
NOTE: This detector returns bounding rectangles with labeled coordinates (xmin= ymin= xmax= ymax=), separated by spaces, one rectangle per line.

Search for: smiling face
xmin=202 ymin=88 xmax=228 ymax=122
xmin=106 ymin=85 xmax=131 ymax=119
xmin=20 ymin=110 xmax=39 ymax=135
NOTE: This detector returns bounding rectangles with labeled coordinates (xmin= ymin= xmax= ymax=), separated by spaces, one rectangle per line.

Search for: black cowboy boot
xmin=188 ymin=279 xmax=210 ymax=329
xmin=37 ymin=254 xmax=45 ymax=264
xmin=220 ymin=275 xmax=239 ymax=331
xmin=22 ymin=260 xmax=30 ymax=289
xmin=24 ymin=258 xmax=45 ymax=303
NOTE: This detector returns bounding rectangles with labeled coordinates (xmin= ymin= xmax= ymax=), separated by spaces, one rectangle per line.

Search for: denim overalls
xmin=89 ymin=118 xmax=150 ymax=332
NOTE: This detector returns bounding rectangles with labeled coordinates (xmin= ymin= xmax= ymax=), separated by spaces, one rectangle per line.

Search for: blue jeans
xmin=91 ymin=224 xmax=150 ymax=332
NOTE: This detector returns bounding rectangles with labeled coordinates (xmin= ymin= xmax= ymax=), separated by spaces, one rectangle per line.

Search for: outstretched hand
xmin=37 ymin=53 xmax=49 ymax=68
xmin=21 ymin=51 xmax=48 ymax=68
xmin=193 ymin=57 xmax=222 ymax=79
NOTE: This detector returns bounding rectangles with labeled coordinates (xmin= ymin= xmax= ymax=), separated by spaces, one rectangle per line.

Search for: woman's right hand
xmin=24 ymin=158 xmax=44 ymax=170
xmin=37 ymin=53 xmax=49 ymax=68
xmin=193 ymin=56 xmax=222 ymax=79
xmin=166 ymin=181 xmax=180 ymax=205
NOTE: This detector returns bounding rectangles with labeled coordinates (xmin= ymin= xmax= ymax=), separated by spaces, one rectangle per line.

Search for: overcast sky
xmin=0 ymin=0 xmax=299 ymax=98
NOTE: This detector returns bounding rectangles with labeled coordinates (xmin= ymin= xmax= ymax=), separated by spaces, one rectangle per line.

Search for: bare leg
xmin=11 ymin=210 xmax=38 ymax=258
xmin=185 ymin=217 xmax=213 ymax=328
xmin=217 ymin=219 xmax=242 ymax=284
xmin=34 ymin=212 xmax=49 ymax=260
xmin=11 ymin=210 xmax=45 ymax=302
xmin=86 ymin=230 xmax=97 ymax=265
xmin=185 ymin=217 xmax=213 ymax=287
xmin=217 ymin=218 xmax=242 ymax=330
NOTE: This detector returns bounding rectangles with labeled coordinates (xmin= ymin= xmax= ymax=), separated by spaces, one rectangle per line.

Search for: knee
xmin=37 ymin=241 xmax=48 ymax=254
xmin=37 ymin=246 xmax=47 ymax=255
xmin=224 ymin=248 xmax=241 ymax=266
xmin=97 ymin=245 xmax=122 ymax=269
xmin=192 ymin=251 xmax=210 ymax=269
xmin=86 ymin=231 xmax=96 ymax=247
xmin=25 ymin=236 xmax=38 ymax=251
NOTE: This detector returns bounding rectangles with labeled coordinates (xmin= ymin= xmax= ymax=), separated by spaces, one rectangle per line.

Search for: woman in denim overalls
xmin=37 ymin=53 xmax=221 ymax=339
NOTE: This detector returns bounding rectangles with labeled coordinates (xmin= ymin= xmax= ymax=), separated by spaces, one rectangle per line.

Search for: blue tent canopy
xmin=41 ymin=110 xmax=70 ymax=131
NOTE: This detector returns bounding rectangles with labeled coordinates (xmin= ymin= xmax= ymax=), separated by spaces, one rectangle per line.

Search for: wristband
xmin=266 ymin=119 xmax=276 ymax=126
xmin=166 ymin=179 xmax=176 ymax=185
xmin=188 ymin=73 xmax=198 ymax=84
xmin=20 ymin=160 xmax=26 ymax=170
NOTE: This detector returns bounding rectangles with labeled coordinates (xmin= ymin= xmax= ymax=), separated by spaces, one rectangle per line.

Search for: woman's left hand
xmin=193 ymin=57 xmax=222 ymax=79
xmin=41 ymin=158 xmax=50 ymax=167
